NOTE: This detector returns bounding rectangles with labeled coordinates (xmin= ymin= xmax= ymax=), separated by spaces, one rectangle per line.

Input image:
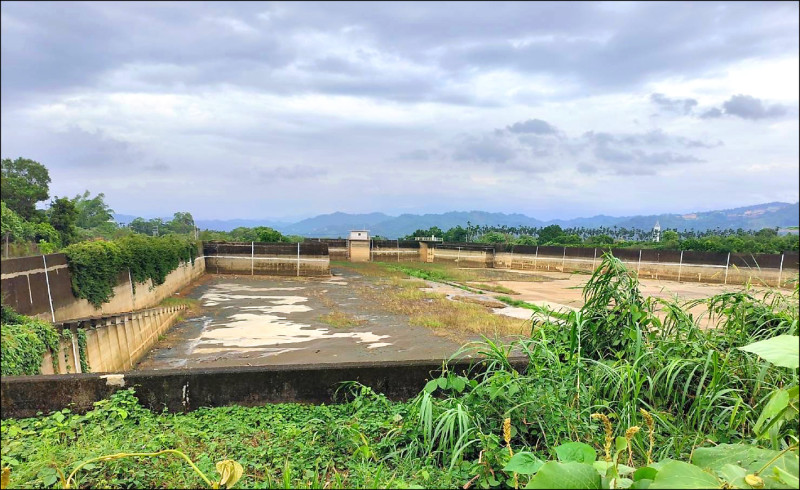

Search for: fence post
xmin=592 ymin=248 xmax=597 ymax=270
xmin=42 ymin=255 xmax=56 ymax=322
xmin=677 ymin=250 xmax=684 ymax=282
xmin=509 ymin=248 xmax=514 ymax=269
xmin=457 ymin=247 xmax=461 ymax=265
xmin=251 ymin=242 xmax=255 ymax=276
xmin=370 ymin=239 xmax=373 ymax=262
xmin=397 ymin=239 xmax=400 ymax=262
xmin=533 ymin=246 xmax=538 ymax=271
xmin=724 ymin=252 xmax=731 ymax=284
xmin=561 ymin=247 xmax=566 ymax=272
xmin=637 ymin=249 xmax=642 ymax=276
xmin=297 ymin=242 xmax=300 ymax=277
xmin=777 ymin=252 xmax=784 ymax=288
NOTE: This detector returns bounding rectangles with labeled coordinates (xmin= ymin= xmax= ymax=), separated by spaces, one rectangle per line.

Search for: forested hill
xmin=165 ymin=202 xmax=798 ymax=238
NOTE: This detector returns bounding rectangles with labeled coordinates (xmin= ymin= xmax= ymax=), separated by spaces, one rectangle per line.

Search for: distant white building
xmin=348 ymin=230 xmax=370 ymax=241
xmin=652 ymin=221 xmax=661 ymax=242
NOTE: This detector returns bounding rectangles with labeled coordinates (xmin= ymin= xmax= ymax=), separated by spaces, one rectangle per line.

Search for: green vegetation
xmin=405 ymin=222 xmax=799 ymax=253
xmin=471 ymin=283 xmax=518 ymax=295
xmin=319 ymin=310 xmax=367 ymax=328
xmin=63 ymin=235 xmax=198 ymax=307
xmin=2 ymin=255 xmax=798 ymax=488
xmin=199 ymin=226 xmax=302 ymax=243
xmin=0 ymin=305 xmax=60 ymax=376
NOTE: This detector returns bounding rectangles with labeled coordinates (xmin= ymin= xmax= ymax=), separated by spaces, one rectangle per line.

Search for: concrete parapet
xmin=1 ymin=357 xmax=529 ymax=419
xmin=35 ymin=305 xmax=188 ymax=375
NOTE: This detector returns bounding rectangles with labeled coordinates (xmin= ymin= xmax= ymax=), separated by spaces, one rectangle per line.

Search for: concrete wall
xmin=203 ymin=242 xmax=330 ymax=276
xmin=494 ymin=248 xmax=795 ymax=287
xmin=1 ymin=356 xmax=529 ymax=419
xmin=205 ymin=255 xmax=330 ymax=276
xmin=434 ymin=247 xmax=494 ymax=268
xmin=348 ymin=241 xmax=370 ymax=262
xmin=370 ymin=241 xmax=420 ymax=263
xmin=0 ymin=254 xmax=205 ymax=323
xmin=37 ymin=305 xmax=188 ymax=375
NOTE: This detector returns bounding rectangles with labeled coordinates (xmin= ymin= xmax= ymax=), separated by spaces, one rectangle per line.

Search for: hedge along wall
xmin=203 ymin=241 xmax=330 ymax=276
xmin=0 ymin=237 xmax=206 ymax=323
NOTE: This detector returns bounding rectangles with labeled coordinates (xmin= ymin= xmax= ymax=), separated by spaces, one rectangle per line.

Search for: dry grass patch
xmin=468 ymin=282 xmax=519 ymax=295
xmin=319 ymin=310 xmax=367 ymax=328
xmin=355 ymin=277 xmax=530 ymax=341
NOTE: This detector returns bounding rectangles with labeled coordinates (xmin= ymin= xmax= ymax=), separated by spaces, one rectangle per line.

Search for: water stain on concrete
xmin=136 ymin=268 xmax=462 ymax=370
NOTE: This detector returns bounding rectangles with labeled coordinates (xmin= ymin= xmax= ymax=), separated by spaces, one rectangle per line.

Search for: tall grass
xmin=393 ymin=253 xmax=799 ymax=469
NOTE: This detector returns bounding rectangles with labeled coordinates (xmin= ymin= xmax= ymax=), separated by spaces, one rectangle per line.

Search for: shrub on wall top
xmin=63 ymin=236 xmax=198 ymax=307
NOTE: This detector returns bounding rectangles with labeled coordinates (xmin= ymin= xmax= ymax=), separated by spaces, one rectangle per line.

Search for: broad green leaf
xmin=525 ymin=461 xmax=601 ymax=489
xmin=773 ymin=466 xmax=799 ymax=488
xmin=718 ymin=464 xmax=748 ymax=488
xmin=594 ymin=461 xmax=635 ymax=477
xmin=451 ymin=376 xmax=467 ymax=393
xmin=738 ymin=335 xmax=799 ymax=369
xmin=754 ymin=389 xmax=790 ymax=436
xmin=556 ymin=442 xmax=597 ymax=463
xmin=692 ymin=443 xmax=798 ymax=477
xmin=615 ymin=437 xmax=628 ymax=453
xmin=423 ymin=379 xmax=438 ymax=394
xmin=437 ymin=378 xmax=448 ymax=390
xmin=648 ymin=461 xmax=719 ymax=489
xmin=504 ymin=452 xmax=544 ymax=475
xmin=631 ymin=479 xmax=653 ymax=489
xmin=633 ymin=467 xmax=658 ymax=482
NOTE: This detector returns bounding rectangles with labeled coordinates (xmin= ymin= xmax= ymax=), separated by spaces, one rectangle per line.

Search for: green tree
xmin=166 ymin=212 xmax=195 ymax=235
xmin=478 ymin=231 xmax=508 ymax=244
xmin=1 ymin=201 xmax=26 ymax=240
xmin=129 ymin=217 xmax=151 ymax=235
xmin=514 ymin=235 xmax=538 ymax=246
xmin=537 ymin=224 xmax=563 ymax=244
xmin=0 ymin=157 xmax=51 ymax=220
xmin=48 ymin=197 xmax=79 ymax=246
xmin=443 ymin=225 xmax=468 ymax=242
xmin=72 ymin=190 xmax=115 ymax=229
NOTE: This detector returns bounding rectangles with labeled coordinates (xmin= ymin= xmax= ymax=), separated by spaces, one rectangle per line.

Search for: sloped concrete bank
xmin=1 ymin=357 xmax=529 ymax=419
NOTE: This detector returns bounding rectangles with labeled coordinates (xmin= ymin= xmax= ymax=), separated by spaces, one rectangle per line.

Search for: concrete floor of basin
xmin=136 ymin=267 xmax=466 ymax=370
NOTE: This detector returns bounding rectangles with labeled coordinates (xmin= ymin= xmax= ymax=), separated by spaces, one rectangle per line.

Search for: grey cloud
xmin=700 ymin=107 xmax=723 ymax=119
xmin=397 ymin=149 xmax=435 ymax=161
xmin=723 ymin=95 xmax=788 ymax=120
xmin=2 ymin=2 xmax=798 ymax=106
xmin=697 ymin=95 xmax=790 ymax=121
xmin=453 ymin=135 xmax=515 ymax=163
xmin=583 ymin=130 xmax=720 ymax=150
xmin=650 ymin=93 xmax=698 ymax=115
xmin=506 ymin=119 xmax=558 ymax=135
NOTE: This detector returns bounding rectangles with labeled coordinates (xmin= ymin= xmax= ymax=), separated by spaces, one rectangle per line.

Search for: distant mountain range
xmin=115 ymin=201 xmax=799 ymax=238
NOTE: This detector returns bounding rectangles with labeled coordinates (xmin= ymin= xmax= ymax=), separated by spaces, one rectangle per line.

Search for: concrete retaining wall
xmin=0 ymin=255 xmax=205 ymax=323
xmin=203 ymin=242 xmax=330 ymax=276
xmin=494 ymin=249 xmax=793 ymax=287
xmin=38 ymin=305 xmax=188 ymax=375
xmin=434 ymin=247 xmax=494 ymax=267
xmin=1 ymin=357 xmax=529 ymax=419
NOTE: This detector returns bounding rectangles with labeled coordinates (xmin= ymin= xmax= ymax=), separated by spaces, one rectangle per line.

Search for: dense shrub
xmin=0 ymin=304 xmax=60 ymax=375
xmin=63 ymin=236 xmax=198 ymax=307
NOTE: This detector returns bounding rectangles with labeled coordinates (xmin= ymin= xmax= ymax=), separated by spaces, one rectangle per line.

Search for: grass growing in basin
xmin=319 ymin=310 xmax=367 ymax=328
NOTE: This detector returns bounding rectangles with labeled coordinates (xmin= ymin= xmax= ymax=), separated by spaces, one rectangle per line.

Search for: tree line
xmin=404 ymin=222 xmax=798 ymax=254
xmin=1 ymin=157 xmax=294 ymax=258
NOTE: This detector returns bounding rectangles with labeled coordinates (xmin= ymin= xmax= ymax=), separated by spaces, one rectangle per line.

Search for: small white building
xmin=349 ymin=230 xmax=370 ymax=241
xmin=652 ymin=221 xmax=661 ymax=242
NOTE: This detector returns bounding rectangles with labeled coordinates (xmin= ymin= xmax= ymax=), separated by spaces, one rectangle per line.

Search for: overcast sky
xmin=2 ymin=1 xmax=798 ymax=221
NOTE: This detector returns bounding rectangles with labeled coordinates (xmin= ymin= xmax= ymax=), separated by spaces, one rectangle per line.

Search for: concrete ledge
xmin=1 ymin=357 xmax=529 ymax=419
